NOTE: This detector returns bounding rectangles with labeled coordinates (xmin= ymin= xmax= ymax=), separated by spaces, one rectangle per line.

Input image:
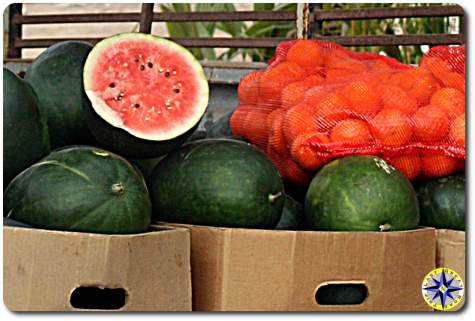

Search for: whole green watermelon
xmin=417 ymin=175 xmax=465 ymax=230
xmin=4 ymin=146 xmax=151 ymax=234
xmin=3 ymin=68 xmax=50 ymax=186
xmin=150 ymin=138 xmax=285 ymax=228
xmin=305 ymin=155 xmax=419 ymax=231
xmin=275 ymin=195 xmax=306 ymax=230
xmin=25 ymin=41 xmax=95 ymax=148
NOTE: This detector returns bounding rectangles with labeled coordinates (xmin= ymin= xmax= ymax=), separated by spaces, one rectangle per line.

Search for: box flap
xmin=3 ymin=226 xmax=191 ymax=311
xmin=163 ymin=223 xmax=436 ymax=311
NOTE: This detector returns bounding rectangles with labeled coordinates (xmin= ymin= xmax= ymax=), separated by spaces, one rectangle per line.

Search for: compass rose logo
xmin=422 ymin=267 xmax=464 ymax=311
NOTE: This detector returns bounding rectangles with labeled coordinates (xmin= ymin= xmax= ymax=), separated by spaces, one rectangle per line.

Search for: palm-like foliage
xmin=159 ymin=3 xmax=459 ymax=65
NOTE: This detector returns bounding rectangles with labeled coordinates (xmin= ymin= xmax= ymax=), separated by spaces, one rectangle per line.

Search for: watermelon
xmin=417 ymin=175 xmax=465 ymax=230
xmin=3 ymin=68 xmax=50 ymax=186
xmin=275 ymin=195 xmax=306 ymax=230
xmin=83 ymin=32 xmax=209 ymax=158
xmin=305 ymin=155 xmax=419 ymax=231
xmin=206 ymin=110 xmax=235 ymax=139
xmin=150 ymin=139 xmax=285 ymax=228
xmin=4 ymin=146 xmax=151 ymax=234
xmin=25 ymin=41 xmax=95 ymax=148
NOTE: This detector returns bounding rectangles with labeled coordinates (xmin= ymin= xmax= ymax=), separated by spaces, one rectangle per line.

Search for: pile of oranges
xmin=231 ymin=40 xmax=465 ymax=185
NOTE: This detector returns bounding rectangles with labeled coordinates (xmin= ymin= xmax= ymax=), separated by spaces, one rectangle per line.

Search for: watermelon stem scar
xmin=268 ymin=192 xmax=283 ymax=203
xmin=379 ymin=223 xmax=392 ymax=231
xmin=111 ymin=182 xmax=125 ymax=195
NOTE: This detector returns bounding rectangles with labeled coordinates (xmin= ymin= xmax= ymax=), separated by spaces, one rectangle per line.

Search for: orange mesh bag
xmin=230 ymin=40 xmax=466 ymax=185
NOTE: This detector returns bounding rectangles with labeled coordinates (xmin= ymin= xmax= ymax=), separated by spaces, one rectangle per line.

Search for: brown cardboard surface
xmin=3 ymin=226 xmax=192 ymax=311
xmin=159 ymin=223 xmax=436 ymax=312
xmin=435 ymin=229 xmax=465 ymax=311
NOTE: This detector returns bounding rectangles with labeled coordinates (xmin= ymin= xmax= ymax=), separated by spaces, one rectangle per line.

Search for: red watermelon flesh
xmin=83 ymin=33 xmax=209 ymax=141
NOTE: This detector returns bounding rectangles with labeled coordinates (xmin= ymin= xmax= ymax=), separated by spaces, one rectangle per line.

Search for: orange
xmin=408 ymin=72 xmax=440 ymax=106
xmin=290 ymin=131 xmax=330 ymax=171
xmin=323 ymin=49 xmax=350 ymax=68
xmin=370 ymin=59 xmax=395 ymax=72
xmin=281 ymin=75 xmax=325 ymax=109
xmin=370 ymin=109 xmax=413 ymax=147
xmin=266 ymin=146 xmax=288 ymax=180
xmin=450 ymin=114 xmax=465 ymax=147
xmin=229 ymin=107 xmax=250 ymax=137
xmin=243 ymin=110 xmax=271 ymax=149
xmin=281 ymin=81 xmax=307 ymax=109
xmin=266 ymin=109 xmax=281 ymax=129
xmin=287 ymin=40 xmax=322 ymax=70
xmin=440 ymin=71 xmax=465 ymax=94
xmin=303 ymin=74 xmax=325 ymax=88
xmin=330 ymin=119 xmax=373 ymax=145
xmin=388 ymin=71 xmax=406 ymax=87
xmin=325 ymin=68 xmax=358 ymax=84
xmin=378 ymin=85 xmax=418 ymax=114
xmin=386 ymin=153 xmax=421 ymax=181
xmin=422 ymin=57 xmax=465 ymax=93
xmin=285 ymin=158 xmax=313 ymax=185
xmin=237 ymin=71 xmax=263 ymax=104
xmin=305 ymin=87 xmax=330 ymax=106
xmin=314 ymin=93 xmax=352 ymax=131
xmin=412 ymin=105 xmax=449 ymax=143
xmin=421 ymin=154 xmax=461 ymax=178
xmin=259 ymin=61 xmax=306 ymax=104
xmin=324 ymin=49 xmax=368 ymax=74
xmin=267 ymin=110 xmax=288 ymax=156
xmin=421 ymin=56 xmax=452 ymax=79
xmin=430 ymin=88 xmax=465 ymax=118
xmin=282 ymin=103 xmax=318 ymax=145
xmin=340 ymin=81 xmax=381 ymax=115
xmin=395 ymin=68 xmax=440 ymax=106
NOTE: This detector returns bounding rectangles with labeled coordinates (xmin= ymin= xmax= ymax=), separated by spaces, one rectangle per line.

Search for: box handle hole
xmin=70 ymin=287 xmax=127 ymax=310
xmin=315 ymin=283 xmax=368 ymax=305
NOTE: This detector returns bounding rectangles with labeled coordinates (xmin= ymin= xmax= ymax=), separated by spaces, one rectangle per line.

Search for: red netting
xmin=231 ymin=40 xmax=465 ymax=184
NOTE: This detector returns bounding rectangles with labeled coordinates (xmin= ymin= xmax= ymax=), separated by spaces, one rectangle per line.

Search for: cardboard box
xmin=159 ymin=224 xmax=436 ymax=311
xmin=435 ymin=229 xmax=465 ymax=311
xmin=3 ymin=225 xmax=192 ymax=311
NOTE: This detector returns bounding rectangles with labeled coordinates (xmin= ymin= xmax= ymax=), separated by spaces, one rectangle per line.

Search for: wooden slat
xmin=15 ymin=34 xmax=464 ymax=50
xmin=12 ymin=11 xmax=296 ymax=25
xmin=11 ymin=5 xmax=462 ymax=25
xmin=12 ymin=13 xmax=142 ymax=24
xmin=7 ymin=4 xmax=22 ymax=58
xmin=139 ymin=3 xmax=154 ymax=33
xmin=314 ymin=34 xmax=465 ymax=46
xmin=313 ymin=5 xmax=464 ymax=21
xmin=15 ymin=37 xmax=292 ymax=49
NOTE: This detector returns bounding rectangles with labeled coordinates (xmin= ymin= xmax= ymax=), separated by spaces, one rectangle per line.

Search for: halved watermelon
xmin=83 ymin=32 xmax=209 ymax=157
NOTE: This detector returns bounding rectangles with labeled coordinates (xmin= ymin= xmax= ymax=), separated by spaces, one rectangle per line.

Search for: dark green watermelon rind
xmin=206 ymin=110 xmax=236 ymax=139
xmin=275 ymin=195 xmax=305 ymax=230
xmin=25 ymin=41 xmax=95 ymax=148
xmin=4 ymin=146 xmax=151 ymax=234
xmin=305 ymin=156 xmax=420 ymax=232
xmin=3 ymin=68 xmax=50 ymax=186
xmin=417 ymin=175 xmax=465 ymax=230
xmin=83 ymin=103 xmax=199 ymax=158
xmin=150 ymin=139 xmax=285 ymax=228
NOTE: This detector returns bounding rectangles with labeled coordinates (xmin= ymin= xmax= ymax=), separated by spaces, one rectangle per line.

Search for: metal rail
xmin=5 ymin=3 xmax=465 ymax=59
xmin=12 ymin=11 xmax=296 ymax=24
xmin=313 ymin=5 xmax=464 ymax=21
xmin=14 ymin=33 xmax=465 ymax=50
